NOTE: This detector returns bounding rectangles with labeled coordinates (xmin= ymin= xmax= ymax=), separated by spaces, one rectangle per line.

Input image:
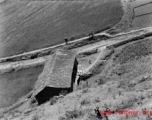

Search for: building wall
xmin=35 ymin=58 xmax=78 ymax=104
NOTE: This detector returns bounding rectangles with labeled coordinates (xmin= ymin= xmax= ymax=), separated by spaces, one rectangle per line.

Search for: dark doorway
xmin=35 ymin=87 xmax=71 ymax=105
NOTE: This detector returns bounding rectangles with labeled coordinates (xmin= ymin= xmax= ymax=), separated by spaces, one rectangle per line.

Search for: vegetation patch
xmin=114 ymin=39 xmax=152 ymax=64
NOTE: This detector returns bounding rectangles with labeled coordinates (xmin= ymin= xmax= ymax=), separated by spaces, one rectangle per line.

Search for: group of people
xmin=64 ymin=31 xmax=95 ymax=45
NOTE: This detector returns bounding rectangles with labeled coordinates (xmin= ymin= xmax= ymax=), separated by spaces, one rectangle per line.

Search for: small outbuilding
xmin=31 ymin=49 xmax=78 ymax=104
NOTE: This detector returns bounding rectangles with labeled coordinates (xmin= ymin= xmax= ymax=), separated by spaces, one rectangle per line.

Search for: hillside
xmin=108 ymin=0 xmax=152 ymax=34
xmin=1 ymin=0 xmax=152 ymax=120
xmin=0 ymin=29 xmax=151 ymax=120
xmin=0 ymin=0 xmax=122 ymax=58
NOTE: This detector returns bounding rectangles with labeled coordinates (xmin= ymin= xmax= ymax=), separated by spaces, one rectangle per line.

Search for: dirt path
xmin=0 ymin=26 xmax=151 ymax=64
xmin=0 ymin=26 xmax=151 ymax=71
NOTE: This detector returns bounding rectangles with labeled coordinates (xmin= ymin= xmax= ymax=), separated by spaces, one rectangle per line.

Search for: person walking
xmin=89 ymin=31 xmax=95 ymax=40
xmin=64 ymin=37 xmax=68 ymax=45
xmin=91 ymin=31 xmax=95 ymax=39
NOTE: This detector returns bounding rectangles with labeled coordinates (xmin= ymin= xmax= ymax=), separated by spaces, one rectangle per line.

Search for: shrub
xmin=94 ymin=98 xmax=100 ymax=103
xmin=117 ymin=81 xmax=126 ymax=88
xmin=81 ymin=99 xmax=90 ymax=106
xmin=82 ymin=88 xmax=88 ymax=93
xmin=32 ymin=114 xmax=39 ymax=120
xmin=87 ymin=113 xmax=101 ymax=120
xmin=64 ymin=109 xmax=84 ymax=120
xmin=97 ymin=77 xmax=105 ymax=85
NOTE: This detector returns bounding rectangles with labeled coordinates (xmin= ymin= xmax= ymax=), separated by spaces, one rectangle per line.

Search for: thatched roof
xmin=32 ymin=49 xmax=77 ymax=97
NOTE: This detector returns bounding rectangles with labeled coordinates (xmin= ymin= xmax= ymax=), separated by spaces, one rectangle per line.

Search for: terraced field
xmin=0 ymin=64 xmax=44 ymax=108
xmin=132 ymin=1 xmax=152 ymax=29
xmin=107 ymin=0 xmax=152 ymax=33
xmin=0 ymin=0 xmax=123 ymax=58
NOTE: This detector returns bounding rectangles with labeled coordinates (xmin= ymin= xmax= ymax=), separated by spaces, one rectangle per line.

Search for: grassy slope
xmin=101 ymin=39 xmax=152 ymax=81
xmin=50 ymin=38 xmax=152 ymax=120
xmin=0 ymin=65 xmax=44 ymax=108
xmin=3 ymin=37 xmax=152 ymax=120
xmin=0 ymin=0 xmax=122 ymax=58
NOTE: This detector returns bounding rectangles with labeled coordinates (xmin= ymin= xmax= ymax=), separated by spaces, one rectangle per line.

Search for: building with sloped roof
xmin=32 ymin=49 xmax=78 ymax=104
